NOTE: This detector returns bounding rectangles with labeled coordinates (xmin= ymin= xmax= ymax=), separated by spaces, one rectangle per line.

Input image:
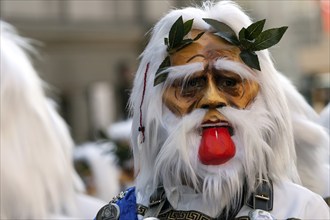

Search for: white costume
xmin=95 ymin=1 xmax=329 ymax=219
xmin=319 ymin=103 xmax=330 ymax=132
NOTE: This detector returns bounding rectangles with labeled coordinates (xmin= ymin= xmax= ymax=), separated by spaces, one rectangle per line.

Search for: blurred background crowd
xmin=0 ymin=0 xmax=329 ymax=219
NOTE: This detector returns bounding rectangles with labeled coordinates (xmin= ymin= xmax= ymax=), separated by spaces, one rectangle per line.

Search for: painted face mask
xmin=162 ymin=30 xmax=259 ymax=165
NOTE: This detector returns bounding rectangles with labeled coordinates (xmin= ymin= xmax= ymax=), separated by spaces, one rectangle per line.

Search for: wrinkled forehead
xmin=166 ymin=29 xmax=256 ymax=81
xmin=170 ymin=29 xmax=242 ymax=67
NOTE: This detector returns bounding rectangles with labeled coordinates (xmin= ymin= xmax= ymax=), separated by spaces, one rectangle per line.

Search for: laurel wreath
xmin=154 ymin=16 xmax=288 ymax=86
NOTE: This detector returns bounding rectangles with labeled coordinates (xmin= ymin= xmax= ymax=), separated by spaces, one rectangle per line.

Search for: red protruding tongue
xmin=198 ymin=127 xmax=236 ymax=165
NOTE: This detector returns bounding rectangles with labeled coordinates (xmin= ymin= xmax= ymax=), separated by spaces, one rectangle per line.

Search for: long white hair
xmin=129 ymin=0 xmax=300 ymax=217
xmin=279 ymin=75 xmax=330 ymax=198
xmin=0 ymin=21 xmax=78 ymax=219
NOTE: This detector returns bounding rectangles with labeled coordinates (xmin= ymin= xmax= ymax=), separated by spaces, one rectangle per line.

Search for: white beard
xmin=152 ymin=96 xmax=274 ymax=218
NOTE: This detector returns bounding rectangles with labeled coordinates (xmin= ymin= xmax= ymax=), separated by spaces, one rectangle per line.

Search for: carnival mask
xmin=162 ymin=30 xmax=259 ymax=165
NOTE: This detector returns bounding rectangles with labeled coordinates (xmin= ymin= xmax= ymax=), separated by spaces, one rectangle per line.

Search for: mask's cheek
xmin=223 ymin=79 xmax=259 ymax=109
xmin=162 ymin=86 xmax=201 ymax=116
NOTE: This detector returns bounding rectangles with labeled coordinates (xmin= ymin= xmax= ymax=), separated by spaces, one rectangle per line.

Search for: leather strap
xmin=246 ymin=178 xmax=273 ymax=211
xmin=144 ymin=186 xmax=167 ymax=218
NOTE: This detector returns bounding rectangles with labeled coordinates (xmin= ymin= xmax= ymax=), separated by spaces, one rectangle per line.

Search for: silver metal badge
xmin=101 ymin=203 xmax=120 ymax=220
xmin=249 ymin=209 xmax=275 ymax=220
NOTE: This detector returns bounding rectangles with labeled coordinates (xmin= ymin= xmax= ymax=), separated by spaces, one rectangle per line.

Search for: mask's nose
xmin=197 ymin=79 xmax=227 ymax=110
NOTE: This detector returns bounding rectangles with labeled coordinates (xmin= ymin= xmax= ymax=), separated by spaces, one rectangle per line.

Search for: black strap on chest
xmin=246 ymin=177 xmax=273 ymax=211
xmin=143 ymin=186 xmax=168 ymax=218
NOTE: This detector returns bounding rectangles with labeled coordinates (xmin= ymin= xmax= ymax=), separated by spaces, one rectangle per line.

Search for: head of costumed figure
xmin=129 ymin=0 xmax=300 ymax=218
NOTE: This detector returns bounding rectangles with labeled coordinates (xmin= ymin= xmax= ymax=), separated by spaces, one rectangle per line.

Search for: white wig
xmin=318 ymin=102 xmax=330 ymax=132
xmin=279 ymin=75 xmax=330 ymax=198
xmin=129 ymin=0 xmax=300 ymax=212
xmin=0 ymin=21 xmax=78 ymax=219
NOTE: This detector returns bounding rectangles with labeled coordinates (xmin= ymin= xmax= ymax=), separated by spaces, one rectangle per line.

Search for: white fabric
xmin=237 ymin=180 xmax=330 ymax=219
xmin=75 ymin=193 xmax=106 ymax=219
xmin=46 ymin=194 xmax=106 ymax=220
xmin=107 ymin=119 xmax=133 ymax=141
xmin=319 ymin=103 xmax=330 ymax=132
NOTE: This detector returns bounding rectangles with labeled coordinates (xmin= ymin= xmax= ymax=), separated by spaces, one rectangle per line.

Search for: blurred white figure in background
xmin=107 ymin=118 xmax=133 ymax=141
xmin=107 ymin=119 xmax=135 ymax=189
xmin=318 ymin=102 xmax=330 ymax=132
xmin=0 ymin=20 xmax=106 ymax=219
xmin=74 ymin=142 xmax=121 ymax=202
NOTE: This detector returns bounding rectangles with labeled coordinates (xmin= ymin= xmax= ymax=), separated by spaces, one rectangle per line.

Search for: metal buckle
xmin=144 ymin=187 xmax=167 ymax=218
xmin=246 ymin=177 xmax=273 ymax=211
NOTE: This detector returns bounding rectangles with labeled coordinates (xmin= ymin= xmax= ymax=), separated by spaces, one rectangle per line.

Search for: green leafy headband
xmin=154 ymin=16 xmax=288 ymax=86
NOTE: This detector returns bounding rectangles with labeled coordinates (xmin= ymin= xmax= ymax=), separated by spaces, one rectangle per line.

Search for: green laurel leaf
xmin=164 ymin=38 xmax=169 ymax=46
xmin=240 ymin=50 xmax=260 ymax=71
xmin=174 ymin=39 xmax=194 ymax=53
xmin=238 ymin=27 xmax=246 ymax=41
xmin=154 ymin=72 xmax=169 ymax=86
xmin=154 ymin=56 xmax=171 ymax=86
xmin=203 ymin=18 xmax=240 ymax=46
xmin=155 ymin=56 xmax=170 ymax=76
xmin=252 ymin=26 xmax=288 ymax=51
xmin=193 ymin=31 xmax=205 ymax=41
xmin=169 ymin=16 xmax=185 ymax=49
xmin=238 ymin=27 xmax=254 ymax=50
xmin=155 ymin=17 xmax=200 ymax=85
xmin=183 ymin=19 xmax=194 ymax=36
xmin=246 ymin=19 xmax=266 ymax=40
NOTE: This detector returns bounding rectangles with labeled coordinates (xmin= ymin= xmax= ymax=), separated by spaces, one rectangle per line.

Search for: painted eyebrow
xmin=186 ymin=54 xmax=205 ymax=63
xmin=165 ymin=62 xmax=204 ymax=80
xmin=162 ymin=62 xmax=204 ymax=88
xmin=213 ymin=58 xmax=257 ymax=81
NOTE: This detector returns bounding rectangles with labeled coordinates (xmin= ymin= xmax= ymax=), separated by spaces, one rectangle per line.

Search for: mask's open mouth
xmin=200 ymin=120 xmax=234 ymax=136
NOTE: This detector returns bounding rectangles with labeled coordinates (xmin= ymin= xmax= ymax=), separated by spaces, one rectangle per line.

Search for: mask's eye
xmin=181 ymin=77 xmax=206 ymax=97
xmin=214 ymin=70 xmax=241 ymax=90
xmin=186 ymin=78 xmax=199 ymax=88
xmin=222 ymin=78 xmax=237 ymax=87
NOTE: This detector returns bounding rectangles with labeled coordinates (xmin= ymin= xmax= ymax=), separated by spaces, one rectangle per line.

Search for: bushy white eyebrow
xmin=163 ymin=62 xmax=204 ymax=87
xmin=213 ymin=58 xmax=257 ymax=81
